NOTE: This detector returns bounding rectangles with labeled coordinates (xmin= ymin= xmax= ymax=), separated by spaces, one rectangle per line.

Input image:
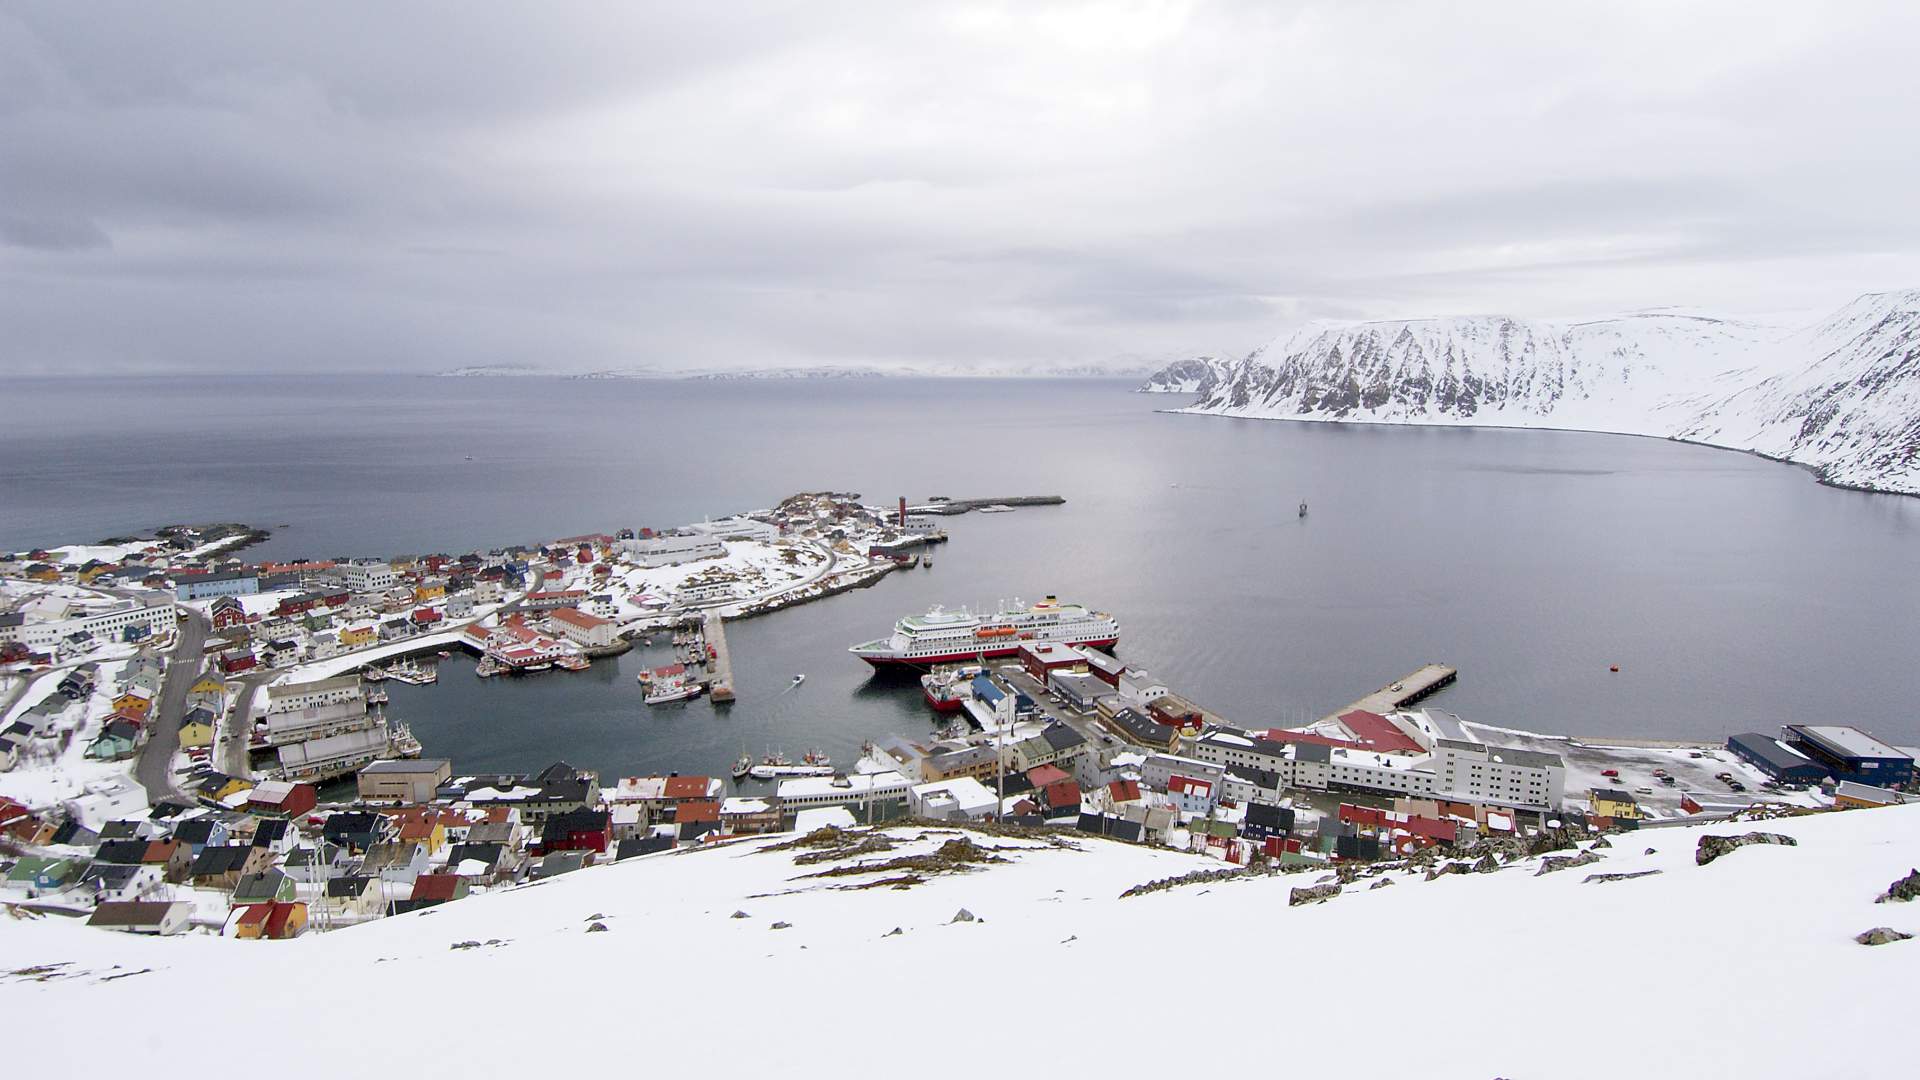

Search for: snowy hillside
xmin=1144 ymin=291 xmax=1920 ymax=495
xmin=5 ymin=808 xmax=1918 ymax=1079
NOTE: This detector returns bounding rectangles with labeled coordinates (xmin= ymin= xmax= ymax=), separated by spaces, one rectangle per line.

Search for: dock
xmin=908 ymin=495 xmax=1065 ymax=516
xmin=1325 ymin=663 xmax=1457 ymax=722
xmin=702 ymin=612 xmax=735 ymax=703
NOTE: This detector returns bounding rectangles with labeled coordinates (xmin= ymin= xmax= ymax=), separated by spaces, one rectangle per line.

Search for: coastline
xmin=1156 ymin=406 xmax=1920 ymax=501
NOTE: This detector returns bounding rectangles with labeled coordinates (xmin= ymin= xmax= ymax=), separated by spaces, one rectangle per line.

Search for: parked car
xmin=1636 ymin=787 xmax=1654 ymax=795
xmin=1601 ymin=769 xmax=1621 ymax=778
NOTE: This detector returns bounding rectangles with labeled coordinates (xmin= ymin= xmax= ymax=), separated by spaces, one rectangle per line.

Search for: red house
xmin=1041 ymin=779 xmax=1082 ymax=818
xmin=247 ymin=780 xmax=318 ymax=819
xmin=217 ymin=650 xmax=258 ymax=675
xmin=410 ymin=607 xmax=444 ymax=628
xmin=211 ymin=598 xmax=248 ymax=631
xmin=275 ymin=594 xmax=319 ymax=617
xmin=537 ymin=808 xmax=612 ymax=854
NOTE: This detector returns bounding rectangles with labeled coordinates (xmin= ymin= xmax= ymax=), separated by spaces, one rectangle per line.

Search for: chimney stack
xmin=898 ymin=497 xmax=907 ymax=527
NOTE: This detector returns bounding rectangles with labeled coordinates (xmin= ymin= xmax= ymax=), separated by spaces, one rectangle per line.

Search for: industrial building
xmin=1780 ymin=725 xmax=1913 ymax=787
xmin=1725 ymin=733 xmax=1829 ymax=784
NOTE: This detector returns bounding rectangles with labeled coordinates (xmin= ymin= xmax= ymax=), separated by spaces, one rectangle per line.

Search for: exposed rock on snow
xmin=1536 ymin=849 xmax=1605 ymax=876
xmin=1855 ymin=927 xmax=1912 ymax=946
xmin=948 ymin=908 xmax=978 ymax=924
xmin=1875 ymin=868 xmax=1920 ymax=904
xmin=1696 ymin=832 xmax=1798 ymax=866
xmin=1146 ymin=290 xmax=1920 ymax=495
xmin=1583 ymin=870 xmax=1663 ymax=884
xmin=1290 ymin=882 xmax=1342 ymax=905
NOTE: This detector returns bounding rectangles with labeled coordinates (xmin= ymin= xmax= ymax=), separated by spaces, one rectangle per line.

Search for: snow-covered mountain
xmin=1144 ymin=290 xmax=1920 ymax=495
xmin=1135 ymin=355 xmax=1235 ymax=394
xmin=4 ymin=808 xmax=1916 ymax=1079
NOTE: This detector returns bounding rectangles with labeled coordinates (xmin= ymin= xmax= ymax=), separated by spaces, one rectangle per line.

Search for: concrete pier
xmin=907 ymin=495 xmax=1065 ymax=516
xmin=703 ymin=612 xmax=735 ymax=703
xmin=1327 ymin=663 xmax=1457 ymax=721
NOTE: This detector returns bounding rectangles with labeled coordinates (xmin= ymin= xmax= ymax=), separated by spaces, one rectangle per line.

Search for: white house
xmin=908 ymin=777 xmax=998 ymax=821
xmin=548 ymin=607 xmax=617 ymax=650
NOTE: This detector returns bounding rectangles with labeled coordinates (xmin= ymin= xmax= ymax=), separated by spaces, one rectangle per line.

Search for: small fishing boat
xmin=730 ymin=752 xmax=753 ymax=781
xmin=791 ymin=673 xmax=806 ymax=686
xmin=1298 ymin=501 xmax=1308 ymax=518
xmin=644 ymin=680 xmax=704 ymax=705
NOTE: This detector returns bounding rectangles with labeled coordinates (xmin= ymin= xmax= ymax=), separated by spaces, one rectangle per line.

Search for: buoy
xmin=1609 ymin=665 xmax=1620 ymax=673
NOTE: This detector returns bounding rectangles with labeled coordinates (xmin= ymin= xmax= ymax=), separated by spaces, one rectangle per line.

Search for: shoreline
xmin=1156 ymin=405 xmax=1920 ymax=501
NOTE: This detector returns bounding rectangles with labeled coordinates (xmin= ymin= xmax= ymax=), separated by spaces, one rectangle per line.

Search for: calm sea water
xmin=4 ymin=374 xmax=1918 ymax=782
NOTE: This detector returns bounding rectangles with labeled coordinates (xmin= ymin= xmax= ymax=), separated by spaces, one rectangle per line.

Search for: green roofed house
xmin=6 ymin=855 xmax=87 ymax=898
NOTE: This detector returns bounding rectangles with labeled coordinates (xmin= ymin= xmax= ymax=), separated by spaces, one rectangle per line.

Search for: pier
xmin=908 ymin=494 xmax=1066 ymax=515
xmin=1326 ymin=663 xmax=1457 ymax=722
xmin=702 ymin=612 xmax=735 ymax=703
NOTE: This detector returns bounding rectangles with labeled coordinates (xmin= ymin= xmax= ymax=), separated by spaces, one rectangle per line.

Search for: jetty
xmin=908 ymin=495 xmax=1065 ymax=516
xmin=1326 ymin=663 xmax=1457 ymax=722
xmin=703 ymin=612 xmax=735 ymax=703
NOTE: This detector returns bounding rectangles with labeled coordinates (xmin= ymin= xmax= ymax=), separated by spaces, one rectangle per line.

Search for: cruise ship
xmin=849 ymin=596 xmax=1119 ymax=667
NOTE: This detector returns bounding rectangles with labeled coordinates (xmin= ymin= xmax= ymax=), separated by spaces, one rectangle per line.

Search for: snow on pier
xmin=1326 ymin=663 xmax=1458 ymax=723
xmin=702 ymin=612 xmax=735 ymax=703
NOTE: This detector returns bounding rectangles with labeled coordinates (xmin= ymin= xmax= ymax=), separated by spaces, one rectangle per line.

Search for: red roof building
xmin=1025 ymin=764 xmax=1071 ymax=789
xmin=663 ymin=776 xmax=715 ymax=802
xmin=1106 ymin=779 xmax=1142 ymax=804
xmin=1042 ymin=780 xmax=1082 ymax=814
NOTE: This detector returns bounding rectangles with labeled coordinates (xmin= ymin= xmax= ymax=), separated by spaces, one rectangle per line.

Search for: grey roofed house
xmin=1041 ymin=723 xmax=1088 ymax=754
xmin=87 ymin=900 xmax=189 ymax=935
xmin=615 ymin=834 xmax=673 ymax=861
xmin=1293 ymin=741 xmax=1333 ymax=764
xmin=464 ymin=821 xmax=518 ymax=846
xmin=531 ymin=851 xmax=587 ymax=879
xmin=1433 ymin=737 xmax=1565 ymax=771
xmin=93 ymin=838 xmax=151 ymax=865
xmin=251 ymin=818 xmax=291 ymax=847
xmin=232 ymin=869 xmax=293 ymax=904
xmin=326 ymin=874 xmax=377 ymax=899
xmin=190 ymin=844 xmax=257 ymax=879
xmin=446 ymin=842 xmax=505 ymax=872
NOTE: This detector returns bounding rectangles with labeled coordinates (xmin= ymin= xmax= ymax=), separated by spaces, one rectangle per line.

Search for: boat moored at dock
xmin=850 ymin=595 xmax=1118 ymax=668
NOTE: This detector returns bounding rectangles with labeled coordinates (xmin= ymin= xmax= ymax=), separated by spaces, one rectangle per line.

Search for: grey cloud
xmin=1 ymin=2 xmax=1918 ymax=376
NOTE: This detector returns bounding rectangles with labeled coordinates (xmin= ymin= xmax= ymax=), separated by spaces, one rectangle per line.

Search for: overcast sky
xmin=4 ymin=1 xmax=1919 ymax=375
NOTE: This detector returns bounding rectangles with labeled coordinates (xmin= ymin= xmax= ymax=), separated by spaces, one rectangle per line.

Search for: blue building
xmin=1726 ymin=733 xmax=1829 ymax=784
xmin=174 ymin=570 xmax=259 ymax=601
xmin=1780 ymin=725 xmax=1914 ymax=787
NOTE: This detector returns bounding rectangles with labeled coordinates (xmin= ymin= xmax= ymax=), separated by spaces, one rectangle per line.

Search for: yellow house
xmin=1590 ymin=788 xmax=1641 ymax=820
xmin=397 ymin=818 xmax=447 ymax=854
xmin=204 ymin=776 xmax=254 ymax=804
xmin=413 ymin=582 xmax=447 ymax=603
xmin=111 ymin=691 xmax=154 ymax=719
xmin=190 ymin=675 xmax=226 ymax=696
xmin=340 ymin=624 xmax=377 ymax=648
xmin=178 ymin=713 xmax=215 ymax=749
xmin=78 ymin=564 xmax=111 ymax=583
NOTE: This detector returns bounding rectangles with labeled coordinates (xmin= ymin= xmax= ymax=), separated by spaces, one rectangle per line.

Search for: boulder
xmin=586 ymin=921 xmax=609 ymax=933
xmin=770 ymin=921 xmax=791 ymax=930
xmin=1471 ymin=853 xmax=1500 ymax=874
xmin=1535 ymin=849 xmax=1603 ymax=877
xmin=1369 ymin=877 xmax=1395 ymax=890
xmin=1696 ymin=832 xmax=1798 ymax=867
xmin=730 ymin=910 xmax=750 ymax=919
xmin=949 ymin=908 xmax=977 ymax=924
xmin=1855 ymin=927 xmax=1913 ymax=946
xmin=1875 ymin=868 xmax=1920 ymax=904
xmin=1289 ymin=882 xmax=1342 ymax=906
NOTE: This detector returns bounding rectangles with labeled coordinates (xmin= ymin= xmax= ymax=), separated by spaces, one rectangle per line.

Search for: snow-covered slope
xmin=5 ymin=808 xmax=1917 ymax=1079
xmin=1145 ymin=291 xmax=1920 ymax=495
xmin=1134 ymin=354 xmax=1235 ymax=394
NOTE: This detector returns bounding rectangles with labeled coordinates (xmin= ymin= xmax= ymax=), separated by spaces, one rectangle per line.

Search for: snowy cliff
xmin=1144 ymin=291 xmax=1920 ymax=495
xmin=1135 ymin=355 xmax=1236 ymax=394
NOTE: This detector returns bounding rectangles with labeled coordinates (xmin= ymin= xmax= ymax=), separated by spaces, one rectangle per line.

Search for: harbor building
xmin=1431 ymin=739 xmax=1565 ymax=811
xmin=174 ymin=570 xmax=259 ymax=600
xmin=339 ymin=561 xmax=399 ymax=592
xmin=547 ymin=607 xmax=617 ymax=650
xmin=1780 ymin=725 xmax=1914 ymax=787
xmin=0 ymin=598 xmax=177 ymax=649
xmin=620 ymin=532 xmax=727 ymax=567
xmin=1726 ymin=733 xmax=1829 ymax=784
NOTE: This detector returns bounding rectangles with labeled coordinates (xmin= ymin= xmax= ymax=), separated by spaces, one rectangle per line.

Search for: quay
xmin=908 ymin=494 xmax=1065 ymax=515
xmin=702 ymin=612 xmax=735 ymax=703
xmin=1326 ymin=663 xmax=1457 ymax=722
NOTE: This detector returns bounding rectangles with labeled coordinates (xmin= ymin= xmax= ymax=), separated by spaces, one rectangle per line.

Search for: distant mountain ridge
xmin=1140 ymin=291 xmax=1920 ymax=496
xmin=436 ymin=363 xmax=1150 ymax=380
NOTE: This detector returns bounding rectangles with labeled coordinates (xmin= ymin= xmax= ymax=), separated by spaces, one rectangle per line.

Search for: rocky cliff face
xmin=1141 ymin=291 xmax=1920 ymax=495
